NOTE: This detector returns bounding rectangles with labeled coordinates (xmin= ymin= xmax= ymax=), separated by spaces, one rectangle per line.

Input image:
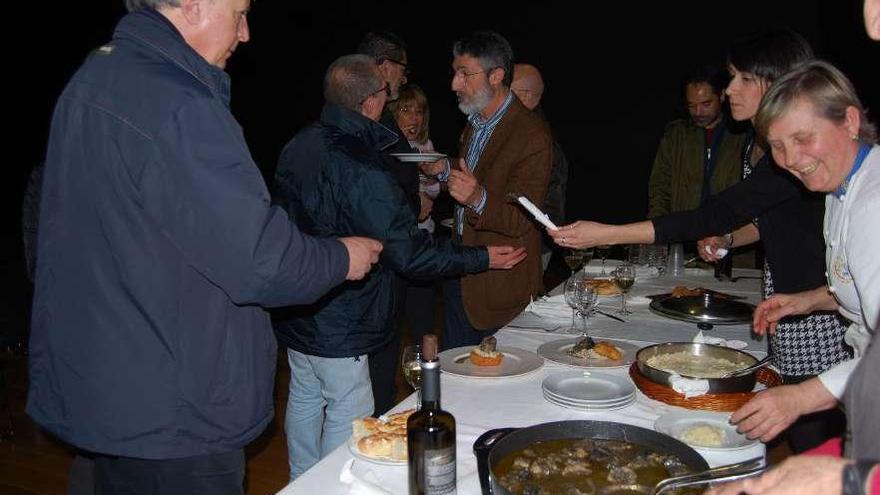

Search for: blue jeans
xmin=285 ymin=349 xmax=374 ymax=480
xmin=442 ymin=278 xmax=498 ymax=350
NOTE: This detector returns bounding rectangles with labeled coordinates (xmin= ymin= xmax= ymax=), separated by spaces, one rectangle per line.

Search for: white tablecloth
xmin=279 ymin=266 xmax=767 ymax=495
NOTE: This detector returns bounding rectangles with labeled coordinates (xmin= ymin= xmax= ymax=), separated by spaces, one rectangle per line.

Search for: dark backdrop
xmin=5 ymin=0 xmax=879 ymax=340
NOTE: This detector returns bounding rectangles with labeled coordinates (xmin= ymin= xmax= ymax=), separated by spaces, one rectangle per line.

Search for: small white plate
xmin=543 ymin=392 xmax=635 ymax=411
xmin=537 ymin=338 xmax=639 ymax=369
xmin=542 ymin=370 xmax=636 ymax=402
xmin=390 ymin=152 xmax=447 ymax=163
xmin=347 ymin=437 xmax=407 ymax=466
xmin=654 ymin=410 xmax=759 ymax=451
xmin=438 ymin=346 xmax=544 ymax=379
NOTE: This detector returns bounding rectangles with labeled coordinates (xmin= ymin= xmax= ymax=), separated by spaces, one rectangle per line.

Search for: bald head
xmin=511 ymin=63 xmax=545 ymax=110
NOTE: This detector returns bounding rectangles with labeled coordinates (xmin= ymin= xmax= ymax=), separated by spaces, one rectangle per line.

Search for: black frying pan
xmin=474 ymin=420 xmax=710 ymax=495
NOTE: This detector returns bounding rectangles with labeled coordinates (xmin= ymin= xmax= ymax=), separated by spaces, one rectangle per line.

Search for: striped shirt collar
xmin=468 ymin=90 xmax=514 ymax=130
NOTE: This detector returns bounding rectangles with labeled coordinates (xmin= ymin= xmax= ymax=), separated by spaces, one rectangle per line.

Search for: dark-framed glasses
xmin=361 ymin=82 xmax=389 ymax=104
xmin=386 ymin=58 xmax=411 ymax=76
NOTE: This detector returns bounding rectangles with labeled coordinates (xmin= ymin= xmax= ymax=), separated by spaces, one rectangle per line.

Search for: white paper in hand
xmin=516 ymin=196 xmax=558 ymax=230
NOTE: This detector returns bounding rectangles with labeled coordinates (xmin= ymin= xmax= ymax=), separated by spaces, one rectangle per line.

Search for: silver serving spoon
xmin=721 ymin=354 xmax=774 ymax=378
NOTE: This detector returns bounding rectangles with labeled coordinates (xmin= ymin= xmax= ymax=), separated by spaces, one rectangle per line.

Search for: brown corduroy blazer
xmin=455 ymin=96 xmax=553 ymax=330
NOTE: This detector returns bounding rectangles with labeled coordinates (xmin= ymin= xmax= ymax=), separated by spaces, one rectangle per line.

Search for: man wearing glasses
xmin=356 ymin=32 xmax=434 ymax=416
xmin=423 ymin=31 xmax=553 ymax=349
xmin=271 ymin=54 xmax=525 ymax=479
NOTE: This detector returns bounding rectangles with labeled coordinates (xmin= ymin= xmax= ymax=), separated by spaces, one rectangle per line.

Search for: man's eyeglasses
xmin=361 ymin=83 xmax=389 ymax=104
xmin=386 ymin=58 xmax=411 ymax=76
xmin=451 ymin=67 xmax=493 ymax=80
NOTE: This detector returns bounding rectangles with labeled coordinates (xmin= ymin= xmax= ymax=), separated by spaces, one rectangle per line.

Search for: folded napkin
xmin=339 ymin=459 xmax=392 ymax=495
xmin=668 ymin=373 xmax=710 ymax=398
xmin=693 ymin=330 xmax=748 ymax=350
xmin=525 ymin=295 xmax=573 ymax=320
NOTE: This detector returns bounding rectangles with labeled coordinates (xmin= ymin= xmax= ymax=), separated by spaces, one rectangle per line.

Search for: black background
xmin=5 ymin=0 xmax=878 ymax=334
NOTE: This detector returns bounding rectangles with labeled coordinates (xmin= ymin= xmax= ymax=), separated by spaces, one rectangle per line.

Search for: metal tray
xmin=649 ymin=293 xmax=755 ymax=327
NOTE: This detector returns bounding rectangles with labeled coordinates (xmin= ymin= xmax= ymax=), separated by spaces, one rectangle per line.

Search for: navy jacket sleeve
xmin=651 ymin=163 xmax=802 ymax=243
xmin=144 ymin=98 xmax=348 ymax=307
xmin=352 ymin=167 xmax=489 ymax=279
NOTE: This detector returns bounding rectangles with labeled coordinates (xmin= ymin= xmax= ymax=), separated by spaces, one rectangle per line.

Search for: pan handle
xmin=654 ymin=456 xmax=765 ymax=494
xmin=473 ymin=428 xmax=518 ymax=495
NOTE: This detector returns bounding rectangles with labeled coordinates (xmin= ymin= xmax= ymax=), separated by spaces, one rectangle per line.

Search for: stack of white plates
xmin=542 ymin=370 xmax=636 ymax=411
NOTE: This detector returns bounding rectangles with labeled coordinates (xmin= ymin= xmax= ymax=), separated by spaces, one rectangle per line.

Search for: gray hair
xmin=755 ymin=60 xmax=877 ymax=145
xmin=453 ymin=31 xmax=514 ymax=87
xmin=324 ymin=54 xmax=384 ymax=112
xmin=125 ymin=0 xmax=180 ymax=12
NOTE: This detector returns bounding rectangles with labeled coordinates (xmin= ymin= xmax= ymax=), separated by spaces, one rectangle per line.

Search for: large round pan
xmin=475 ymin=420 xmax=709 ymax=495
xmin=649 ymin=293 xmax=755 ymax=329
xmin=636 ymin=342 xmax=759 ymax=394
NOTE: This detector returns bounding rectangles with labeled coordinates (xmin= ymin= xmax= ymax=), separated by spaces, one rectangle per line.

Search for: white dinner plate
xmin=438 ymin=346 xmax=544 ymax=379
xmin=542 ymin=370 xmax=636 ymax=402
xmin=654 ymin=410 xmax=759 ymax=451
xmin=389 ymin=152 xmax=447 ymax=163
xmin=543 ymin=392 xmax=635 ymax=411
xmin=537 ymin=338 xmax=640 ymax=369
xmin=347 ymin=437 xmax=407 ymax=466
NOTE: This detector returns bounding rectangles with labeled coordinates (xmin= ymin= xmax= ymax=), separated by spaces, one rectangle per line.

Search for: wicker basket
xmin=629 ymin=363 xmax=783 ymax=412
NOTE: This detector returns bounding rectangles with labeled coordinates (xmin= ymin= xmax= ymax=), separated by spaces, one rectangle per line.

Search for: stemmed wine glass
xmin=563 ymin=273 xmax=583 ymax=334
xmin=595 ymin=245 xmax=612 ymax=274
xmin=564 ymin=248 xmax=594 ymax=273
xmin=613 ymin=263 xmax=636 ymax=315
xmin=575 ymin=282 xmax=598 ymax=339
xmin=401 ymin=344 xmax=423 ymax=408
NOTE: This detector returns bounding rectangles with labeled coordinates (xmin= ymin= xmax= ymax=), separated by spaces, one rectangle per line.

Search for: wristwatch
xmin=842 ymin=460 xmax=878 ymax=495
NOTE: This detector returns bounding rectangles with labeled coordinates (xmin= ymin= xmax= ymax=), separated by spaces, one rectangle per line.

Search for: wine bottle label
xmin=423 ymin=446 xmax=456 ymax=495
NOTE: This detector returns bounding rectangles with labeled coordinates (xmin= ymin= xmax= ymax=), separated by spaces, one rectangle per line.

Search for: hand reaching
xmin=547 ymin=221 xmax=607 ymax=249
xmin=486 ymin=246 xmax=527 ymax=270
xmin=698 ymin=235 xmax=728 ymax=262
xmin=752 ymin=288 xmax=838 ymax=335
xmin=729 ymin=378 xmax=837 ymax=443
xmin=703 ymin=455 xmax=849 ymax=495
xmin=339 ymin=236 xmax=383 ymax=280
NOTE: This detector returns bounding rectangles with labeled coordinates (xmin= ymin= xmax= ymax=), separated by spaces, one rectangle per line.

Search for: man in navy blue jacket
xmin=272 ymin=54 xmax=526 ymax=478
xmin=27 ymin=0 xmax=381 ymax=492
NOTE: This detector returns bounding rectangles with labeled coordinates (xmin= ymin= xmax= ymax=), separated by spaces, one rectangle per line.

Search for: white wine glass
xmin=613 ymin=263 xmax=636 ymax=315
xmin=401 ymin=344 xmax=423 ymax=408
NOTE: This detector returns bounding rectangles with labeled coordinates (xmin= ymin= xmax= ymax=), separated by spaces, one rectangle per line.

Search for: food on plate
xmin=670 ymin=285 xmax=705 ymax=298
xmin=567 ymin=339 xmax=623 ymax=361
xmin=470 ymin=336 xmax=504 ymax=366
xmin=645 ymin=351 xmax=744 ymax=378
xmin=677 ymin=422 xmax=726 ymax=447
xmin=584 ymin=278 xmax=620 ymax=295
xmin=357 ymin=432 xmax=407 ymax=460
xmin=351 ymin=409 xmax=414 ymax=461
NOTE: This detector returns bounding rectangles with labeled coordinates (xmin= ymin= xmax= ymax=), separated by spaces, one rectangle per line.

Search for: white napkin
xmin=525 ymin=294 xmax=573 ymax=320
xmin=704 ymin=244 xmax=729 ymax=258
xmin=516 ymin=196 xmax=557 ymax=230
xmin=339 ymin=459 xmax=392 ymax=495
xmin=668 ymin=373 xmax=710 ymax=398
xmin=693 ymin=330 xmax=748 ymax=350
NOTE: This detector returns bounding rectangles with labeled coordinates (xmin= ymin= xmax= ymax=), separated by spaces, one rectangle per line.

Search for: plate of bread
xmin=438 ymin=337 xmax=543 ymax=378
xmin=348 ymin=409 xmax=414 ymax=465
xmin=536 ymin=338 xmax=640 ymax=369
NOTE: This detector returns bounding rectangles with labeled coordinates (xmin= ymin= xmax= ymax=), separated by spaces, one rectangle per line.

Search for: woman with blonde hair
xmin=708 ymin=59 xmax=878 ymax=495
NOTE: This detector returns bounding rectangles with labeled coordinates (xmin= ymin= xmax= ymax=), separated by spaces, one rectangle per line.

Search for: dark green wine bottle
xmin=407 ymin=334 xmax=456 ymax=495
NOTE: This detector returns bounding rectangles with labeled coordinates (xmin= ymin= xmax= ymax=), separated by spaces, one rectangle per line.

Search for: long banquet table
xmin=279 ymin=264 xmax=768 ymax=495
